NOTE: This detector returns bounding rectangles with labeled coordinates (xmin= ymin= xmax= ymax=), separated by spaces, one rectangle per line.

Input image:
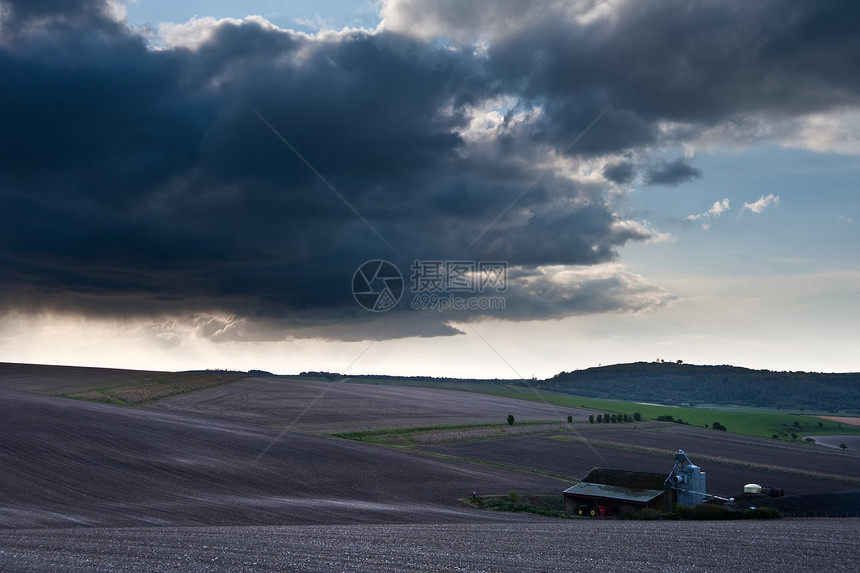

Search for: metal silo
xmin=665 ymin=450 xmax=708 ymax=506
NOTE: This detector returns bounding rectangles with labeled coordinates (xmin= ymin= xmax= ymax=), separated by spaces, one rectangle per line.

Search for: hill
xmin=534 ymin=362 xmax=860 ymax=413
xmin=2 ymin=362 xmax=859 ymax=571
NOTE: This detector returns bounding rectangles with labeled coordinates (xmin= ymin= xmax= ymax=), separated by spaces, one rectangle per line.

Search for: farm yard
xmin=1 ymin=362 xmax=859 ymax=571
xmin=420 ymin=433 xmax=860 ymax=496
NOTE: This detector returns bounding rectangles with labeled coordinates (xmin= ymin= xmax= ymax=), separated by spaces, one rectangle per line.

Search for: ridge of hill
xmin=4 ymin=360 xmax=859 ymax=414
xmin=534 ymin=362 xmax=860 ymax=413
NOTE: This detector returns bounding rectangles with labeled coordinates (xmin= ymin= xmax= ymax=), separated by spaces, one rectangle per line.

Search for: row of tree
xmin=589 ymin=412 xmax=642 ymax=424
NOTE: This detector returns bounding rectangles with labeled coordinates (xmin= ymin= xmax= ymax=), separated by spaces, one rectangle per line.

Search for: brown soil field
xmin=583 ymin=425 xmax=860 ymax=480
xmin=146 ymin=376 xmax=592 ymax=431
xmin=421 ymin=433 xmax=859 ymax=496
xmin=1 ymin=519 xmax=858 ymax=572
xmin=0 ymin=385 xmax=566 ymax=530
xmin=0 ymin=362 xmax=245 ymax=404
xmin=0 ymin=362 xmax=157 ymax=391
xmin=819 ymin=416 xmax=860 ymax=426
xmin=809 ymin=435 xmax=860 ymax=450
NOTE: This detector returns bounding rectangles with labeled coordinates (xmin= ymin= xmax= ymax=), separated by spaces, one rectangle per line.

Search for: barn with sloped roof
xmin=563 ymin=468 xmax=676 ymax=517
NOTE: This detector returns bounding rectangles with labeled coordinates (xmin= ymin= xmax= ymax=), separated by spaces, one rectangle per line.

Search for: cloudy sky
xmin=1 ymin=0 xmax=858 ymax=378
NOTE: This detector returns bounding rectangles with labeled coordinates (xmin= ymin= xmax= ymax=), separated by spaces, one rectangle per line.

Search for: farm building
xmin=563 ymin=468 xmax=676 ymax=517
xmin=564 ymin=450 xmax=708 ymax=517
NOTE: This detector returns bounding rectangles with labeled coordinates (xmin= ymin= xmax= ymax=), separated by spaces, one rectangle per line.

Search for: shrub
xmin=623 ymin=507 xmax=681 ymax=520
xmin=675 ymin=503 xmax=736 ymax=520
xmin=712 ymin=422 xmax=727 ymax=431
xmin=504 ymin=490 xmax=520 ymax=503
xmin=633 ymin=412 xmax=641 ymax=421
xmin=634 ymin=507 xmax=665 ymax=520
xmin=744 ymin=506 xmax=781 ymax=519
xmin=674 ymin=504 xmax=780 ymax=520
xmin=507 ymin=414 xmax=515 ymax=425
xmin=840 ymin=443 xmax=848 ymax=449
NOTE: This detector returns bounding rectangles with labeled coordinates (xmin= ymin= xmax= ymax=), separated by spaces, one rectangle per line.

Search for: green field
xmin=47 ymin=371 xmax=247 ymax=405
xmin=480 ymin=386 xmax=860 ymax=439
xmin=335 ymin=377 xmax=860 ymax=440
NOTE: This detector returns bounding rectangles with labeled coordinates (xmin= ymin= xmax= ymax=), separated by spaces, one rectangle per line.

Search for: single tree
xmin=507 ymin=414 xmax=515 ymax=425
xmin=596 ymin=414 xmax=603 ymax=423
xmin=567 ymin=415 xmax=573 ymax=423
xmin=633 ymin=412 xmax=641 ymax=421
xmin=589 ymin=414 xmax=595 ymax=424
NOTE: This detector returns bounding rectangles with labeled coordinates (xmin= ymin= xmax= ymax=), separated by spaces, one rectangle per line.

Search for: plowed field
xmin=2 ymin=362 xmax=859 ymax=572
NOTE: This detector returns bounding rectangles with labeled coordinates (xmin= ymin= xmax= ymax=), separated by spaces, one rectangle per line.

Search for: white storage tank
xmin=744 ymin=483 xmax=762 ymax=494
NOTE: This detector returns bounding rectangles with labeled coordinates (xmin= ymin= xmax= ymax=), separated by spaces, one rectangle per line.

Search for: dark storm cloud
xmin=1 ymin=0 xmax=858 ymax=340
xmin=475 ymin=0 xmax=860 ymax=154
xmin=643 ymin=157 xmax=703 ymax=187
xmin=603 ymin=161 xmax=636 ymax=185
xmin=0 ymin=0 xmax=111 ymax=26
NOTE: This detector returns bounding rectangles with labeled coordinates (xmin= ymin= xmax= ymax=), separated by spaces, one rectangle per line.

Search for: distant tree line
xmin=589 ymin=412 xmax=640 ymax=424
xmin=537 ymin=362 xmax=860 ymax=412
xmin=300 ymin=371 xmax=342 ymax=380
xmin=299 ymin=372 xmax=516 ymax=384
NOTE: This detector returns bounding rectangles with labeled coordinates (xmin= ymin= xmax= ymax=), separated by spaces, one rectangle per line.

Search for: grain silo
xmin=665 ymin=450 xmax=707 ymax=506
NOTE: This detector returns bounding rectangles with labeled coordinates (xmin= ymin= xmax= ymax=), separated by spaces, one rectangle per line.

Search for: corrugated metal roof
xmin=563 ymin=481 xmax=667 ymax=504
xmin=579 ymin=468 xmax=668 ymax=490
